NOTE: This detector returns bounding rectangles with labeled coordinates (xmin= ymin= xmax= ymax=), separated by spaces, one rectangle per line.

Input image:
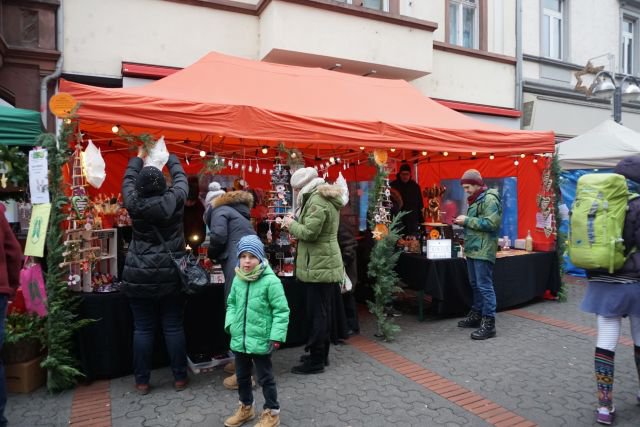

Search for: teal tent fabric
xmin=0 ymin=107 xmax=43 ymax=146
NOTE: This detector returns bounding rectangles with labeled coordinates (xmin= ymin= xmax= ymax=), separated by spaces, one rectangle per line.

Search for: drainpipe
xmin=515 ymin=0 xmax=523 ymax=128
xmin=40 ymin=0 xmax=63 ymax=130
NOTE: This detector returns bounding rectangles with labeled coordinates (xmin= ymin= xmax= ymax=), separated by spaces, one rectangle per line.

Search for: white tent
xmin=557 ymin=120 xmax=640 ymax=169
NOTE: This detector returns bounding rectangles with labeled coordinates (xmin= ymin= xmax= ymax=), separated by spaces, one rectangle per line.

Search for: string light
xmin=443 ymin=151 xmax=449 ymax=157
xmin=533 ymin=157 xmax=538 ymax=164
xmin=359 ymin=146 xmax=365 ymax=150
xmin=489 ymin=153 xmax=495 ymax=160
xmin=422 ymin=151 xmax=428 ymax=156
xmin=390 ymin=148 xmax=396 ymax=152
xmin=471 ymin=151 xmax=477 ymax=156
xmin=520 ymin=153 xmax=526 ymax=158
xmin=111 ymin=124 xmax=119 ymax=134
xmin=514 ymin=159 xmax=519 ymax=166
xmin=261 ymin=146 xmax=268 ymax=154
xmin=291 ymin=152 xmax=297 ymax=158
xmin=64 ymin=118 xmax=72 ymax=125
xmin=199 ymin=150 xmax=206 ymax=157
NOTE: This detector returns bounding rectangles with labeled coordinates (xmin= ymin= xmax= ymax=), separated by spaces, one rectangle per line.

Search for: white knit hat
xmin=205 ymin=181 xmax=225 ymax=206
xmin=290 ymin=167 xmax=318 ymax=190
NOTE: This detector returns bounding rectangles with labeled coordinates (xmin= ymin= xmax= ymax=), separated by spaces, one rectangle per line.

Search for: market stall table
xmin=74 ymin=278 xmax=310 ymax=381
xmin=396 ymin=250 xmax=560 ymax=319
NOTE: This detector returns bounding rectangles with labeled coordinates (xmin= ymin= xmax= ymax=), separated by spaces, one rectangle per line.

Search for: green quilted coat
xmin=289 ymin=184 xmax=345 ymax=283
xmin=224 ymin=265 xmax=290 ymax=355
xmin=463 ymin=189 xmax=503 ymax=263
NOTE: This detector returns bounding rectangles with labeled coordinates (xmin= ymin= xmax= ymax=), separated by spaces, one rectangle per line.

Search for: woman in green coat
xmin=283 ymin=167 xmax=345 ymax=375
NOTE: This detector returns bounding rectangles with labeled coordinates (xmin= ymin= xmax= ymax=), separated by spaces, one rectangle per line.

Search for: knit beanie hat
xmin=136 ymin=166 xmax=167 ymax=197
xmin=290 ymin=167 xmax=318 ymax=190
xmin=460 ymin=169 xmax=484 ymax=186
xmin=399 ymin=163 xmax=411 ymax=173
xmin=614 ymin=154 xmax=640 ymax=184
xmin=237 ymin=235 xmax=266 ymax=264
xmin=205 ymin=181 xmax=225 ymax=206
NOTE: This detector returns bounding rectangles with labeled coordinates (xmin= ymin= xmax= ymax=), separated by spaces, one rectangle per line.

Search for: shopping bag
xmin=82 ymin=140 xmax=106 ymax=189
xmin=335 ymin=172 xmax=349 ymax=206
xmin=19 ymin=258 xmax=47 ymax=317
xmin=144 ymin=136 xmax=169 ymax=170
xmin=340 ymin=267 xmax=352 ymax=294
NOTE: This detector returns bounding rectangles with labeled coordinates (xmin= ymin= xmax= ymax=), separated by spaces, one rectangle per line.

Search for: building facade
xmin=59 ymin=0 xmax=521 ymax=128
xmin=522 ymin=0 xmax=640 ymax=138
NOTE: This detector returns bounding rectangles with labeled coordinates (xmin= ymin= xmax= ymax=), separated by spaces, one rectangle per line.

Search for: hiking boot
xmin=224 ymin=360 xmax=236 ymax=374
xmin=470 ymin=316 xmax=496 ymax=340
xmin=223 ymin=374 xmax=256 ymax=390
xmin=224 ymin=402 xmax=256 ymax=427
xmin=299 ymin=354 xmax=329 ymax=366
xmin=134 ymin=383 xmax=150 ymax=396
xmin=254 ymin=409 xmax=280 ymax=427
xmin=174 ymin=379 xmax=188 ymax=391
xmin=596 ymin=406 xmax=615 ymax=425
xmin=457 ymin=310 xmax=482 ymax=328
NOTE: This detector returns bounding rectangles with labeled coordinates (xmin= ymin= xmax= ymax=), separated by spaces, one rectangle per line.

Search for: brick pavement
xmin=5 ymin=280 xmax=640 ymax=426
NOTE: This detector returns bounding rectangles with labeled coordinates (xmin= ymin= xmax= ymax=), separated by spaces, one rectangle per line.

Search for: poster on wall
xmin=29 ymin=149 xmax=50 ymax=204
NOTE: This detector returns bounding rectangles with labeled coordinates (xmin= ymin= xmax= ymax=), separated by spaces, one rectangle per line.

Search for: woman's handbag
xmin=152 ymin=226 xmax=210 ymax=295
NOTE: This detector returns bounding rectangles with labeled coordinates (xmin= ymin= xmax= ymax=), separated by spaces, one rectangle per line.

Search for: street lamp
xmin=589 ymin=71 xmax=640 ymax=123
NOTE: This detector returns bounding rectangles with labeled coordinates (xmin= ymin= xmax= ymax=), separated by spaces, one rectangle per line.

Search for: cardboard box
xmin=5 ymin=356 xmax=46 ymax=393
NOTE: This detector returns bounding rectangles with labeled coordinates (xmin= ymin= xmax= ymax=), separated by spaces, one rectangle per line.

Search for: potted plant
xmin=3 ymin=312 xmax=46 ymax=365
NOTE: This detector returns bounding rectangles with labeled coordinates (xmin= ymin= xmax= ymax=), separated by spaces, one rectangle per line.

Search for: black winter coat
xmin=121 ymin=155 xmax=188 ymax=298
xmin=390 ymin=176 xmax=424 ymax=235
xmin=204 ymin=191 xmax=256 ymax=299
xmin=620 ymin=197 xmax=640 ymax=277
xmin=338 ymin=211 xmax=358 ymax=287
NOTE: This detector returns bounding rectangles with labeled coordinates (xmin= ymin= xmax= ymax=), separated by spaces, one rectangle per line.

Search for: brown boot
xmin=224 ymin=360 xmax=236 ymax=374
xmin=224 ymin=402 xmax=256 ymax=427
xmin=254 ymin=409 xmax=280 ymax=427
xmin=223 ymin=374 xmax=256 ymax=390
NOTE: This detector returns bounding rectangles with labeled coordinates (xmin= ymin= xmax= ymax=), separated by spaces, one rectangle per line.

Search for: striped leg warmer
xmin=595 ymin=347 xmax=615 ymax=409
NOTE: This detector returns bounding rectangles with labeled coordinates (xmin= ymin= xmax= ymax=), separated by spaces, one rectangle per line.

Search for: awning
xmin=0 ymin=107 xmax=43 ymax=146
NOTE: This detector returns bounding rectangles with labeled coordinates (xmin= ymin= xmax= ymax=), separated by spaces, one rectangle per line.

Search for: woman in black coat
xmin=121 ymin=151 xmax=189 ymax=395
xmin=204 ymin=190 xmax=256 ymax=300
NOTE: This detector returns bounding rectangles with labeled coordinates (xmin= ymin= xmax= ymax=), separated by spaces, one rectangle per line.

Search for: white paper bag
xmin=144 ymin=136 xmax=169 ymax=170
xmin=82 ymin=140 xmax=106 ymax=189
xmin=335 ymin=172 xmax=349 ymax=206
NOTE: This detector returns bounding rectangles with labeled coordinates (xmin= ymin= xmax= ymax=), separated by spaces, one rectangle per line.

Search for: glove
xmin=268 ymin=341 xmax=281 ymax=353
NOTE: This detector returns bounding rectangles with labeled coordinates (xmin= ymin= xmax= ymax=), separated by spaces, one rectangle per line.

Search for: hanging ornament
xmin=373 ymin=149 xmax=388 ymax=166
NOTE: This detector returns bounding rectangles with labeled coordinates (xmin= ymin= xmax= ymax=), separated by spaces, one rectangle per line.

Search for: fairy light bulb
xmin=471 ymin=151 xmax=477 ymax=156
xmin=533 ymin=158 xmax=538 ymax=164
xmin=422 ymin=151 xmax=427 ymax=156
xmin=64 ymin=118 xmax=72 ymax=125
xmin=111 ymin=124 xmax=119 ymax=133
xmin=520 ymin=153 xmax=526 ymax=158
xmin=359 ymin=146 xmax=365 ymax=150
xmin=329 ymin=156 xmax=335 ymax=164
xmin=443 ymin=151 xmax=449 ymax=157
xmin=336 ymin=157 xmax=341 ymax=163
xmin=514 ymin=159 xmax=519 ymax=166
xmin=199 ymin=150 xmax=206 ymax=157
xmin=390 ymin=148 xmax=396 ymax=152
xmin=261 ymin=146 xmax=268 ymax=154
xmin=291 ymin=152 xmax=297 ymax=158
xmin=489 ymin=154 xmax=495 ymax=160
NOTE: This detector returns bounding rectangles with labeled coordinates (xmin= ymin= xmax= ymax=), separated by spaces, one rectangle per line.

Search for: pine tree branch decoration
xmin=551 ymin=152 xmax=567 ymax=301
xmin=366 ymin=212 xmax=406 ymax=341
xmin=40 ymin=118 xmax=93 ymax=392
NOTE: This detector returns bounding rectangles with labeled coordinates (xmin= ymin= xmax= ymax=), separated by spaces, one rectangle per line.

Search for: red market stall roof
xmin=59 ymin=51 xmax=554 ymax=155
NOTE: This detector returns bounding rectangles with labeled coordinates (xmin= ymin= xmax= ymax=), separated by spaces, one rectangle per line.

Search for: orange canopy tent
xmin=60 ymin=51 xmax=554 ymax=155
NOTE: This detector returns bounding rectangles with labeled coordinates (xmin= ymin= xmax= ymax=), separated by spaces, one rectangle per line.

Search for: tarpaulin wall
xmin=418 ymin=157 xmax=553 ymax=247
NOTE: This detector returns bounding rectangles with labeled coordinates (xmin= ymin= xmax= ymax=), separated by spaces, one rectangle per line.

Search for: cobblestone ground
xmin=5 ymin=279 xmax=640 ymax=426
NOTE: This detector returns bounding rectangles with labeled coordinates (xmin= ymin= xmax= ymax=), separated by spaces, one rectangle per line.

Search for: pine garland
xmin=551 ymin=152 xmax=567 ymax=301
xmin=367 ymin=166 xmax=388 ymax=222
xmin=366 ymin=213 xmax=405 ymax=341
xmin=40 ymin=119 xmax=93 ymax=392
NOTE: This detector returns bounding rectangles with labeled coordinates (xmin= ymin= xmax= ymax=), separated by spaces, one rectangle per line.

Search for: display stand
xmin=265 ymin=158 xmax=295 ymax=276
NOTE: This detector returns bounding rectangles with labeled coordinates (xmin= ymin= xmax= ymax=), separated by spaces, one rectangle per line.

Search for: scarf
xmin=467 ymin=186 xmax=488 ymax=206
xmin=294 ymin=177 xmax=325 ymax=217
xmin=234 ymin=262 xmax=267 ymax=283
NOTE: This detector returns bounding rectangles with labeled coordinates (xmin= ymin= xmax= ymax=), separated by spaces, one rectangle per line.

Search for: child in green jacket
xmin=224 ymin=235 xmax=290 ymax=427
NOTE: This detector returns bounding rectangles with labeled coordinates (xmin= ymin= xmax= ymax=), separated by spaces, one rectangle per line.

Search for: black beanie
xmin=399 ymin=163 xmax=411 ymax=173
xmin=135 ymin=166 xmax=167 ymax=197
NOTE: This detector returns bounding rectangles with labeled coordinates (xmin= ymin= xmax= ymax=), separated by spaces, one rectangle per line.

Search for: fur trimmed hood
xmin=212 ymin=190 xmax=253 ymax=209
xmin=316 ymin=184 xmax=345 ymax=209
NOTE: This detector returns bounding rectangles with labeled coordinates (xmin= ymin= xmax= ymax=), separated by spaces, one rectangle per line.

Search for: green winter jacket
xmin=463 ymin=189 xmax=502 ymax=263
xmin=224 ymin=264 xmax=290 ymax=355
xmin=289 ymin=184 xmax=345 ymax=283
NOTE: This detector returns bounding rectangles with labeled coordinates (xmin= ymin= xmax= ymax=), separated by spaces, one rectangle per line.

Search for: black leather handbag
xmin=152 ymin=226 xmax=210 ymax=295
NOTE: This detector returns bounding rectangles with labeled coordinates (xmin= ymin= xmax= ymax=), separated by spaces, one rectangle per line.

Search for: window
xmin=448 ymin=0 xmax=479 ymax=49
xmin=334 ymin=0 xmax=390 ymax=12
xmin=622 ymin=16 xmax=636 ymax=74
xmin=542 ymin=0 xmax=563 ymax=60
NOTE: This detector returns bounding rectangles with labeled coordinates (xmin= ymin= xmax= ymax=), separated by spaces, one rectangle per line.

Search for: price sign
xmin=427 ymin=239 xmax=452 ymax=260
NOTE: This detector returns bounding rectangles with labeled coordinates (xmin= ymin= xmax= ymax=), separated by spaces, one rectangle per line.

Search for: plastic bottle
xmin=525 ymin=229 xmax=534 ymax=252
